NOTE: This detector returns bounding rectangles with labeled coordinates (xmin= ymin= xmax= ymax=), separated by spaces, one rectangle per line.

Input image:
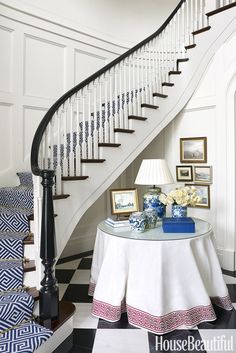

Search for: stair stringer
xmin=37 ymin=8 xmax=236 ymax=260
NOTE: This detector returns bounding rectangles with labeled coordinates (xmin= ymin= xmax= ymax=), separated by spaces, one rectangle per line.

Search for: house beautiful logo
xmin=155 ymin=335 xmax=234 ymax=352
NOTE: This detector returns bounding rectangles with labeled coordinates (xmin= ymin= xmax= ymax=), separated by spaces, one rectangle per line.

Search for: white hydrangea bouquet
xmin=159 ymin=186 xmax=201 ymax=207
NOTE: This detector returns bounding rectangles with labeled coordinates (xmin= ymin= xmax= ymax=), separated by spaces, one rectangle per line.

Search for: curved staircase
xmin=1 ymin=1 xmax=236 ymax=352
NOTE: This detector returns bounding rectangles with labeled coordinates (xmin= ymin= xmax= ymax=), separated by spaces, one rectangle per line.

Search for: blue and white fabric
xmin=0 ymin=186 xmax=33 ymax=210
xmin=0 ymin=235 xmax=24 ymax=259
xmin=0 ymin=207 xmax=32 ymax=232
xmin=0 ymin=320 xmax=53 ymax=353
xmin=16 ymin=172 xmax=33 ymax=186
xmin=0 ymin=291 xmax=34 ymax=332
xmin=0 ymin=261 xmax=23 ymax=291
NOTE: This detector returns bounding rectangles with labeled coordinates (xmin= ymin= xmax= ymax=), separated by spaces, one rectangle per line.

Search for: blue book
xmin=162 ymin=217 xmax=195 ymax=233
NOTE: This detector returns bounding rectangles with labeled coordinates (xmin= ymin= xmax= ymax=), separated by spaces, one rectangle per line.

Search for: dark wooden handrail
xmin=30 ymin=0 xmax=185 ymax=176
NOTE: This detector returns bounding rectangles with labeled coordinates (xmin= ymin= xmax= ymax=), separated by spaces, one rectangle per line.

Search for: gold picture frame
xmin=180 ymin=137 xmax=207 ymax=163
xmin=185 ymin=183 xmax=210 ymax=208
xmin=110 ymin=188 xmax=139 ymax=215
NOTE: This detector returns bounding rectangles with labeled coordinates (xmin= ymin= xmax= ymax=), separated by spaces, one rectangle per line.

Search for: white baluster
xmin=93 ymin=83 xmax=99 ymax=159
xmin=99 ymin=79 xmax=104 ymax=143
xmin=136 ymin=53 xmax=141 ymax=116
xmin=87 ymin=88 xmax=93 ymax=159
xmin=123 ymin=59 xmax=128 ymax=129
xmin=56 ymin=111 xmax=62 ymax=194
xmin=81 ymin=91 xmax=87 ymax=159
xmin=104 ymin=75 xmax=109 ymax=142
xmin=109 ymin=71 xmax=115 ymax=143
xmin=119 ymin=62 xmax=124 ymax=129
xmin=186 ymin=0 xmax=190 ymax=45
xmin=195 ymin=0 xmax=198 ymax=31
xmin=128 ymin=57 xmax=132 ymax=115
xmin=62 ymin=107 xmax=68 ymax=176
xmin=132 ymin=54 xmax=137 ymax=116
xmin=69 ymin=99 xmax=75 ymax=175
xmin=148 ymin=45 xmax=153 ymax=104
xmin=114 ymin=67 xmax=119 ymax=128
xmin=75 ymin=93 xmax=81 ymax=175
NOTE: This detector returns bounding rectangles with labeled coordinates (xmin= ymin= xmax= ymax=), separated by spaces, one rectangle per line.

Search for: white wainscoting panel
xmin=0 ymin=26 xmax=14 ymax=93
xmin=24 ymin=35 xmax=66 ymax=100
xmin=0 ymin=103 xmax=12 ymax=171
xmin=74 ymin=49 xmax=107 ymax=84
xmin=23 ymin=106 xmax=48 ymax=161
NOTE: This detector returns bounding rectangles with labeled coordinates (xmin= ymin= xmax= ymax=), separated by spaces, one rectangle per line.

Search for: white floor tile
xmin=73 ymin=303 xmax=99 ymax=328
xmin=58 ymin=283 xmax=69 ymax=300
xmin=199 ymin=329 xmax=236 ymax=353
xmin=223 ymin=274 xmax=236 ymax=284
xmin=70 ymin=269 xmax=91 ymax=284
xmin=92 ymin=329 xmax=149 ymax=353
xmin=56 ymin=259 xmax=81 ymax=270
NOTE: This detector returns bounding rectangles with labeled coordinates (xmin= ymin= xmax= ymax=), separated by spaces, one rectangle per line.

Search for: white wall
xmin=2 ymin=0 xmax=179 ymax=46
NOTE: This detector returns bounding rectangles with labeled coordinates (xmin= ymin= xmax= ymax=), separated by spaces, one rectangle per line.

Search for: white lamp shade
xmin=135 ymin=159 xmax=174 ymax=186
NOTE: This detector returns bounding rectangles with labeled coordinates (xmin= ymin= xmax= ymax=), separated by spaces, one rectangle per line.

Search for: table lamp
xmin=135 ymin=159 xmax=174 ymax=220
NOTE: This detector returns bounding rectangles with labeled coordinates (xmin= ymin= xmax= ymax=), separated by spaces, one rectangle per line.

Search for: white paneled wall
xmin=0 ymin=5 xmax=122 ymax=185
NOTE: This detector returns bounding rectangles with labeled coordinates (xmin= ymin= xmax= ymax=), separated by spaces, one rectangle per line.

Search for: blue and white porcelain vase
xmin=144 ymin=208 xmax=157 ymax=229
xmin=143 ymin=188 xmax=166 ymax=221
xmin=172 ymin=204 xmax=187 ymax=218
xmin=129 ymin=212 xmax=147 ymax=233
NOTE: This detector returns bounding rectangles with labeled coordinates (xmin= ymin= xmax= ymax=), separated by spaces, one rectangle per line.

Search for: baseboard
xmin=217 ymin=247 xmax=235 ymax=271
xmin=60 ymin=233 xmax=96 ymax=259
xmin=57 ymin=250 xmax=93 ymax=265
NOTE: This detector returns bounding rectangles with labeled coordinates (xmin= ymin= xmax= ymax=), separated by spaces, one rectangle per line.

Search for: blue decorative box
xmin=162 ymin=217 xmax=195 ymax=233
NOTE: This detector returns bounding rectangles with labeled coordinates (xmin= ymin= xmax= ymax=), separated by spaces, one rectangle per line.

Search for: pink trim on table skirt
xmin=89 ymin=283 xmax=233 ymax=334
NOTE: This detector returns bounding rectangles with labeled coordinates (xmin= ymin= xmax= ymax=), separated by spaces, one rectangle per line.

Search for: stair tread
xmin=192 ymin=26 xmax=211 ymax=35
xmin=185 ymin=43 xmax=196 ymax=50
xmin=162 ymin=82 xmax=174 ymax=87
xmin=62 ymin=176 xmax=89 ymax=181
xmin=177 ymin=58 xmax=189 ymax=63
xmin=81 ymin=159 xmax=106 ymax=163
xmin=114 ymin=128 xmax=135 ymax=133
xmin=169 ymin=70 xmax=181 ymax=75
xmin=23 ymin=260 xmax=36 ymax=273
xmin=153 ymin=93 xmax=168 ymax=98
xmin=53 ymin=194 xmax=70 ymax=200
xmin=38 ymin=301 xmax=76 ymax=332
xmin=128 ymin=115 xmax=147 ymax=121
xmin=141 ymin=103 xmax=159 ymax=109
xmin=98 ymin=143 xmax=121 ymax=147
xmin=206 ymin=2 xmax=236 ymax=16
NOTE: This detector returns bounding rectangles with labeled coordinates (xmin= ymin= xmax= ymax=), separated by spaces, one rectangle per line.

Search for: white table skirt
xmin=89 ymin=223 xmax=232 ymax=334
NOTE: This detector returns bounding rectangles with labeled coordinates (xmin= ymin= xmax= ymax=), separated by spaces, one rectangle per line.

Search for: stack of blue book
xmin=162 ymin=217 xmax=195 ymax=233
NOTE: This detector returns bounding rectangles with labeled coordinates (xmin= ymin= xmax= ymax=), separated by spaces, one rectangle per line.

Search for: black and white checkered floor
xmin=54 ymin=253 xmax=236 ymax=353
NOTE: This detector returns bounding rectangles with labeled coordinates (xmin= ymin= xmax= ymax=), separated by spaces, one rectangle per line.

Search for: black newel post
xmin=39 ymin=169 xmax=59 ymax=322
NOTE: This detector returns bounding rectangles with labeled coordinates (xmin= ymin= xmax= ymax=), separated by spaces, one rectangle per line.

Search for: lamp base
xmin=143 ymin=187 xmax=166 ymax=221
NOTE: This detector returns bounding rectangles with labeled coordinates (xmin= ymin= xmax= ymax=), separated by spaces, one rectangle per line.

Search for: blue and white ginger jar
xmin=129 ymin=212 xmax=147 ymax=233
xmin=143 ymin=188 xmax=166 ymax=221
xmin=172 ymin=204 xmax=187 ymax=218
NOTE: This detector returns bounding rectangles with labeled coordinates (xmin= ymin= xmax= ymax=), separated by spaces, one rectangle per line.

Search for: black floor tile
xmin=198 ymin=305 xmax=236 ymax=329
xmin=55 ymin=269 xmax=76 ymax=283
xmin=148 ymin=330 xmax=206 ymax=353
xmin=53 ymin=332 xmax=73 ymax=353
xmin=62 ymin=284 xmax=93 ymax=303
xmin=69 ymin=329 xmax=96 ymax=353
xmin=97 ymin=312 xmax=137 ymax=329
xmin=227 ymin=284 xmax=236 ymax=302
xmin=78 ymin=258 xmax=92 ymax=270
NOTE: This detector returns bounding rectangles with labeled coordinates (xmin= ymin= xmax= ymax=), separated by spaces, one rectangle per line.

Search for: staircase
xmin=1 ymin=0 xmax=236 ymax=352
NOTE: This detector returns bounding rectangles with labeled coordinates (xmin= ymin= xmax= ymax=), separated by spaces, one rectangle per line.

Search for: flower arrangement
xmin=159 ymin=186 xmax=201 ymax=207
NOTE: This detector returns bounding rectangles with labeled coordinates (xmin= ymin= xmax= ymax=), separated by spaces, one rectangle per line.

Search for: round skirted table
xmin=88 ymin=218 xmax=233 ymax=335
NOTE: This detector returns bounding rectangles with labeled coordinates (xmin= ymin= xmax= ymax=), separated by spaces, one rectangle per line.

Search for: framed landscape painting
xmin=176 ymin=165 xmax=193 ymax=182
xmin=110 ymin=188 xmax=139 ymax=215
xmin=185 ymin=183 xmax=210 ymax=208
xmin=180 ymin=137 xmax=207 ymax=163
xmin=194 ymin=166 xmax=212 ymax=183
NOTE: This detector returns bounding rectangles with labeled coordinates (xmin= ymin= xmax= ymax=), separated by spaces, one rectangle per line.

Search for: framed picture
xmin=185 ymin=183 xmax=210 ymax=208
xmin=176 ymin=165 xmax=193 ymax=182
xmin=110 ymin=188 xmax=139 ymax=215
xmin=194 ymin=166 xmax=212 ymax=183
xmin=180 ymin=137 xmax=207 ymax=163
